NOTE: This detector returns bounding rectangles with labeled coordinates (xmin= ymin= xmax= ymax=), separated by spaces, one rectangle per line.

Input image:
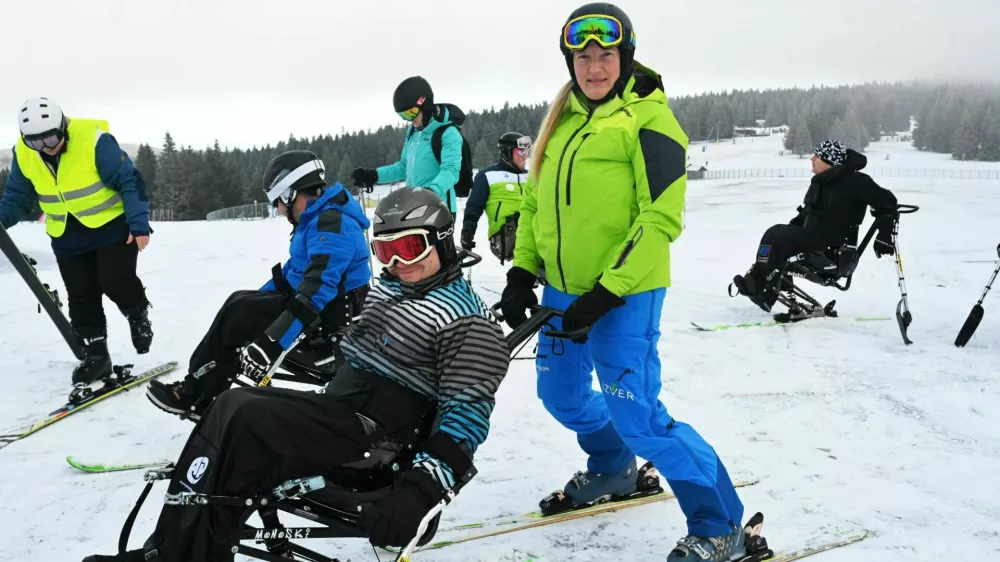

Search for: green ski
xmin=66 ymin=456 xmax=170 ymax=473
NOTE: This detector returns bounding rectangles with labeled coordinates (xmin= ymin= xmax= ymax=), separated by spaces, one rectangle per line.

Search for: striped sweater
xmin=338 ymin=265 xmax=509 ymax=489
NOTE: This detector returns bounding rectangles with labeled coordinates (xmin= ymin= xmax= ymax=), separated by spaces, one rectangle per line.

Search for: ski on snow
xmin=66 ymin=456 xmax=171 ymax=473
xmin=0 ymin=361 xmax=178 ymax=450
xmin=692 ymin=317 xmax=891 ymax=332
xmin=385 ymin=478 xmax=761 ymax=554
xmin=403 ymin=503 xmax=869 ymax=562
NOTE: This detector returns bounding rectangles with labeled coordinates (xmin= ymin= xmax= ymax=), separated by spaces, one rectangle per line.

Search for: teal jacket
xmin=376 ymin=103 xmax=464 ymax=213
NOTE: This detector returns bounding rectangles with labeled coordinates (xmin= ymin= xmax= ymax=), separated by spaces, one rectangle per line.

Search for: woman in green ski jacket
xmin=498 ymin=4 xmax=751 ymax=561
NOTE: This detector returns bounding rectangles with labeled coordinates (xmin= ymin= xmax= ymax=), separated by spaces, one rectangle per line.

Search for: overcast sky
xmin=3 ymin=0 xmax=998 ymax=151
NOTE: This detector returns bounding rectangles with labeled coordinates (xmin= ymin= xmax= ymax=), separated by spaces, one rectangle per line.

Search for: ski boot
xmin=69 ymin=330 xmax=113 ymax=404
xmin=666 ymin=512 xmax=772 ymax=562
xmin=730 ymin=267 xmax=778 ymax=313
xmin=124 ymin=303 xmax=153 ymax=354
xmin=146 ymin=361 xmax=217 ymax=421
xmin=539 ymin=458 xmax=662 ymax=516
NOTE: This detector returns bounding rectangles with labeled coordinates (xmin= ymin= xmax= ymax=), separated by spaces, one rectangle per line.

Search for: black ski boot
xmin=71 ymin=330 xmax=113 ymax=386
xmin=731 ymin=267 xmax=778 ymax=313
xmin=146 ymin=361 xmax=218 ymax=421
xmin=124 ymin=303 xmax=153 ymax=354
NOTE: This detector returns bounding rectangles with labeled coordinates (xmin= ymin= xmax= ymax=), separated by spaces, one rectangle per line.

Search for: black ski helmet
xmin=559 ymin=3 xmax=636 ymax=83
xmin=393 ymin=76 xmax=434 ymax=117
xmin=262 ymin=150 xmax=326 ymax=208
xmin=498 ymin=132 xmax=530 ymax=164
xmin=373 ymin=186 xmax=457 ymax=270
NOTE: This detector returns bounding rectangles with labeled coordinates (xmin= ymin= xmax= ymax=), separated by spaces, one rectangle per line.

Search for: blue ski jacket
xmin=261 ymin=183 xmax=372 ymax=349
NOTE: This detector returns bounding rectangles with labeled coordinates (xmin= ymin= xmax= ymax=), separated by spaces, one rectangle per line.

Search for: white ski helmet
xmin=19 ymin=97 xmax=65 ymax=136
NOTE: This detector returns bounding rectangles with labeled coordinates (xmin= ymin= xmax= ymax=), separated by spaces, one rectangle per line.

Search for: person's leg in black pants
xmin=57 ymin=250 xmax=113 ymax=384
xmin=95 ymin=240 xmax=154 ymax=353
xmin=147 ymin=290 xmax=291 ymax=418
xmin=91 ymin=387 xmax=372 ymax=562
xmin=735 ymin=225 xmax=829 ymax=312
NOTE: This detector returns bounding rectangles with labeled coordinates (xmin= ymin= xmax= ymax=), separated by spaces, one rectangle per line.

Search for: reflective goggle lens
xmin=398 ymin=106 xmax=421 ymax=121
xmin=563 ymin=15 xmax=629 ymax=50
xmin=371 ymin=229 xmax=432 ymax=266
xmin=23 ymin=130 xmax=62 ymax=151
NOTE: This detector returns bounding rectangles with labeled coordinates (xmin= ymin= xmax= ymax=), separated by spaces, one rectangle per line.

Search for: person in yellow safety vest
xmin=0 ymin=98 xmax=154 ymax=390
xmin=460 ymin=132 xmax=530 ymax=264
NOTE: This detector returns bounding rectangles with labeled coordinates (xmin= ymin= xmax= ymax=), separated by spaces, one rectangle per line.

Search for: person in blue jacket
xmin=146 ymin=150 xmax=372 ymax=420
xmin=352 ymin=76 xmax=465 ymax=215
xmin=0 ymin=98 xmax=153 ymax=388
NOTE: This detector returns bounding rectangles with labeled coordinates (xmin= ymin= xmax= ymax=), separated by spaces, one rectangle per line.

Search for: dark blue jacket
xmin=261 ymin=183 xmax=372 ymax=349
xmin=0 ymin=133 xmax=150 ymax=258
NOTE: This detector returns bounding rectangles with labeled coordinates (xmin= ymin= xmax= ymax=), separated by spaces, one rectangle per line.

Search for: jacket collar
xmin=381 ymin=264 xmax=463 ymax=298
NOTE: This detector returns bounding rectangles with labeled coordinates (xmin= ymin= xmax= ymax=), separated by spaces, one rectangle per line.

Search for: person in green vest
xmin=460 ymin=132 xmax=530 ymax=264
xmin=0 ymin=98 xmax=153 ymax=390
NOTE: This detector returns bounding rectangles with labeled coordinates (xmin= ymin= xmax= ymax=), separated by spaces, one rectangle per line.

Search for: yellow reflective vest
xmin=14 ymin=118 xmax=125 ymax=238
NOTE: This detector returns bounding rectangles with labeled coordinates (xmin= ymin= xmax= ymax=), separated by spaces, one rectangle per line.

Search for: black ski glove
xmin=873 ymin=213 xmax=897 ymax=258
xmin=351 ymin=167 xmax=378 ymax=189
xmin=460 ymin=228 xmax=476 ymax=250
xmin=499 ymin=266 xmax=538 ymax=329
xmin=561 ymin=282 xmax=626 ymax=343
xmin=359 ymin=469 xmax=442 ymax=548
xmin=238 ymin=335 xmax=283 ymax=384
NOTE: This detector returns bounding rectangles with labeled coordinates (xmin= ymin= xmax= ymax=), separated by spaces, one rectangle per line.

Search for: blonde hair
xmin=529 ymin=80 xmax=575 ymax=184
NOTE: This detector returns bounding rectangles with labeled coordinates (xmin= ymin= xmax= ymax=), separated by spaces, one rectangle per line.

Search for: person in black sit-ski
xmin=732 ymin=139 xmax=898 ymax=312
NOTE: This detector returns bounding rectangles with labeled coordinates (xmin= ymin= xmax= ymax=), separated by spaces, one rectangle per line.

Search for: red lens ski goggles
xmin=371 ymin=228 xmax=433 ymax=267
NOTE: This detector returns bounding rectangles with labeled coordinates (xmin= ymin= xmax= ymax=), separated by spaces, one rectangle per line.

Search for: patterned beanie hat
xmin=813 ymin=140 xmax=848 ymax=166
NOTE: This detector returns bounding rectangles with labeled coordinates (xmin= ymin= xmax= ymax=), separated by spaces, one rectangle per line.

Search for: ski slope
xmin=1 ymin=134 xmax=999 ymax=562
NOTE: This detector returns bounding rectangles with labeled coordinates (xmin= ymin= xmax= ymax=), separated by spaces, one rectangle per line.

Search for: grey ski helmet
xmin=372 ymin=186 xmax=457 ymax=269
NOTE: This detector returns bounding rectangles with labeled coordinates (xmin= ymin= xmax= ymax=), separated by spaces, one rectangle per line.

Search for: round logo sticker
xmin=187 ymin=456 xmax=209 ymax=484
xmin=506 ymin=183 xmax=516 ymax=191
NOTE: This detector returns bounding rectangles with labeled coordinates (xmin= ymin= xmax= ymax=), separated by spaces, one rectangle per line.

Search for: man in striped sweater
xmin=84 ymin=186 xmax=511 ymax=562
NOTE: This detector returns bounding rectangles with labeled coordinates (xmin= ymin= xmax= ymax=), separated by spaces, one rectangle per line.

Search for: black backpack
xmin=431 ymin=124 xmax=474 ymax=198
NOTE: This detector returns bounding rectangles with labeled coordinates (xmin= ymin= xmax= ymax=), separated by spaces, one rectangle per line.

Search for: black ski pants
xmin=56 ymin=239 xmax=148 ymax=338
xmin=186 ymin=287 xmax=367 ymax=401
xmin=750 ymin=224 xmax=830 ymax=286
xmin=186 ymin=290 xmax=291 ymax=399
xmin=142 ymin=367 xmax=434 ymax=562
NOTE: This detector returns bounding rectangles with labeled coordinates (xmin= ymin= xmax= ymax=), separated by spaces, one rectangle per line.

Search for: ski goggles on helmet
xmin=562 ymin=14 xmax=634 ymax=50
xmin=22 ymin=128 xmax=64 ymax=151
xmin=371 ymin=228 xmax=434 ymax=267
xmin=397 ymin=96 xmax=427 ymax=121
xmin=265 ymin=159 xmax=325 ymax=207
xmin=398 ymin=106 xmax=421 ymax=121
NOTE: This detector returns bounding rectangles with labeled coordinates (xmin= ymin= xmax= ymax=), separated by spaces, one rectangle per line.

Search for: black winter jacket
xmin=790 ymin=149 xmax=897 ymax=245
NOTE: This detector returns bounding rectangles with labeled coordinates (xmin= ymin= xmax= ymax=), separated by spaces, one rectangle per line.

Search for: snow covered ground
xmin=1 ymin=134 xmax=999 ymax=562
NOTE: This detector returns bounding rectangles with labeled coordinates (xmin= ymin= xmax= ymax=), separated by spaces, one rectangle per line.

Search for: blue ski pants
xmin=536 ymin=285 xmax=744 ymax=537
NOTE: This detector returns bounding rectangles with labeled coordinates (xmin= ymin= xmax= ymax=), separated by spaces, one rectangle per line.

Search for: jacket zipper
xmin=493 ymin=202 xmax=503 ymax=222
xmin=554 ymin=108 xmax=595 ymax=292
xmin=565 ymin=133 xmax=591 ymax=206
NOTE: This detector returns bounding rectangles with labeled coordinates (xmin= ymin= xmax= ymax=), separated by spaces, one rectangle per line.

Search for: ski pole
xmin=892 ymin=232 xmax=913 ymax=345
xmin=954 ymin=258 xmax=1000 ymax=347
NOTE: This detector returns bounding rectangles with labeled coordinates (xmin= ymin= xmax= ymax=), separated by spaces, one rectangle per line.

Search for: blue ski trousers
xmin=536 ymin=285 xmax=744 ymax=537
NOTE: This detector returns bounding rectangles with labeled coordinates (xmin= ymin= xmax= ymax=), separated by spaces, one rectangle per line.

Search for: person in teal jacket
xmin=352 ymin=76 xmax=464 ymax=214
